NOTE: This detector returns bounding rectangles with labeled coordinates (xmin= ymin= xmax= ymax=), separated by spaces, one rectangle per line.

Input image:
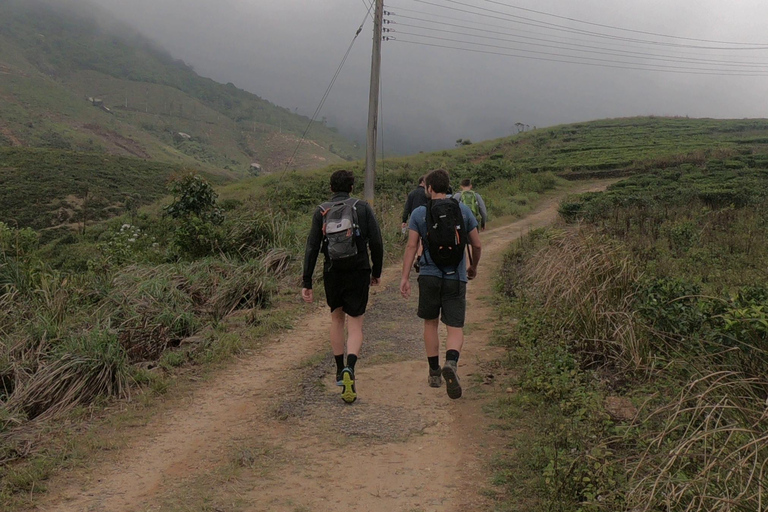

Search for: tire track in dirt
xmin=30 ymin=181 xmax=613 ymax=512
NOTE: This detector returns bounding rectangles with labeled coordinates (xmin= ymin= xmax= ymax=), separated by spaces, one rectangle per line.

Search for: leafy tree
xmin=163 ymin=173 xmax=222 ymax=223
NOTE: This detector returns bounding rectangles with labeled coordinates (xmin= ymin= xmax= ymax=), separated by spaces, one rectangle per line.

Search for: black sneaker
xmin=340 ymin=367 xmax=357 ymax=403
xmin=441 ymin=360 xmax=462 ymax=399
xmin=335 ymin=371 xmax=343 ymax=387
xmin=428 ymin=367 xmax=443 ymax=388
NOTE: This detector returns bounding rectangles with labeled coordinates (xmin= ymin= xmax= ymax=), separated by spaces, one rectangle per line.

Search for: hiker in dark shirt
xmin=401 ymin=175 xmax=428 ymax=271
xmin=401 ymin=175 xmax=428 ymax=228
xmin=302 ymin=170 xmax=384 ymax=404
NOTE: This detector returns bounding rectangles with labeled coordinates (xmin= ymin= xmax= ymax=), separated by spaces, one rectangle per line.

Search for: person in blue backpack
xmin=302 ymin=170 xmax=384 ymax=404
xmin=399 ymin=169 xmax=482 ymax=399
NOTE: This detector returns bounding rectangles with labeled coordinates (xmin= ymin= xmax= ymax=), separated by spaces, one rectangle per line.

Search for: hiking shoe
xmin=335 ymin=371 xmax=343 ymax=387
xmin=428 ymin=367 xmax=443 ymax=388
xmin=340 ymin=367 xmax=357 ymax=403
xmin=441 ymin=360 xmax=462 ymax=399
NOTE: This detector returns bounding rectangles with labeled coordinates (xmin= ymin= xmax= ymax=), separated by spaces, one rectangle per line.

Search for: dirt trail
xmin=32 ymin=181 xmax=611 ymax=512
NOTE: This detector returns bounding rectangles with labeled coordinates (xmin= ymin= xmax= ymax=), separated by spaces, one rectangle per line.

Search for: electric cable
xmin=394 ymin=22 xmax=768 ymax=69
xmin=387 ymin=6 xmax=768 ymax=62
xmin=409 ymin=0 xmax=768 ymax=50
xmin=479 ymin=0 xmax=768 ymax=46
xmin=280 ymin=2 xmax=374 ymax=179
xmin=393 ymin=38 xmax=768 ymax=76
xmin=391 ymin=14 xmax=768 ymax=66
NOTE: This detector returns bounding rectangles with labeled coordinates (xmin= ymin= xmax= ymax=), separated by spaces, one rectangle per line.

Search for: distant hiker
xmin=454 ymin=178 xmax=487 ymax=266
xmin=454 ymin=178 xmax=487 ymax=231
xmin=302 ymin=170 xmax=384 ymax=404
xmin=401 ymin=175 xmax=428 ymax=271
xmin=399 ymin=169 xmax=482 ymax=399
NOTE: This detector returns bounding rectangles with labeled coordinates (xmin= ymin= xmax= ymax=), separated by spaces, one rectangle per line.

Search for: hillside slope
xmin=0 ymin=0 xmax=362 ymax=175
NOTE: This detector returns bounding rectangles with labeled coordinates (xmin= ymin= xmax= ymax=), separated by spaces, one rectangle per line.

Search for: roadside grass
xmin=490 ymin=159 xmax=768 ymax=511
xmin=0 ymin=300 xmax=300 ymax=512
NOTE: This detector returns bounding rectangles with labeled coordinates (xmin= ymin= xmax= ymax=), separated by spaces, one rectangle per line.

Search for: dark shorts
xmin=324 ymin=269 xmax=371 ymax=317
xmin=417 ymin=275 xmax=467 ymax=328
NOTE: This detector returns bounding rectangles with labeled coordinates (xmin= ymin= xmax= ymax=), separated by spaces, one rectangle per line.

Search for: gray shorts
xmin=417 ymin=276 xmax=467 ymax=328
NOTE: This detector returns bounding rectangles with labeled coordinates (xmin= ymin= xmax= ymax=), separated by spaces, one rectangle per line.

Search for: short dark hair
xmin=418 ymin=175 xmax=425 ymax=185
xmin=460 ymin=178 xmax=471 ymax=187
xmin=330 ymin=170 xmax=354 ymax=193
xmin=425 ymin=169 xmax=450 ymax=194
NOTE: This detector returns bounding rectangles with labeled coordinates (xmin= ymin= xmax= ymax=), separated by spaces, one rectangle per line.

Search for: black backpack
xmin=425 ymin=198 xmax=467 ymax=274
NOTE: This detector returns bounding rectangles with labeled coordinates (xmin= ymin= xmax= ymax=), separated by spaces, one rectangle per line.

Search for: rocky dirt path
xmin=31 ymin=181 xmax=611 ymax=512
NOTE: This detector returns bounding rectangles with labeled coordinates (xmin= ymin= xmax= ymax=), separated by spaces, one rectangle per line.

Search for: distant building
xmin=177 ymin=132 xmax=192 ymax=140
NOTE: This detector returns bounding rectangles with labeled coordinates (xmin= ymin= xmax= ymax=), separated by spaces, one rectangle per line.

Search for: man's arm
xmin=477 ymin=193 xmax=488 ymax=229
xmin=467 ymin=227 xmax=482 ymax=279
xmin=400 ymin=229 xmax=420 ymax=298
xmin=367 ymin=204 xmax=384 ymax=282
xmin=301 ymin=208 xmax=324 ymax=292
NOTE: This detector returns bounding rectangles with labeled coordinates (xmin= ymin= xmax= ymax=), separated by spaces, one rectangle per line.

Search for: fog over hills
xmin=70 ymin=0 xmax=768 ymax=154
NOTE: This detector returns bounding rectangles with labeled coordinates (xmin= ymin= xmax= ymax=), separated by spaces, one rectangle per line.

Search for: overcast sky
xmin=90 ymin=0 xmax=768 ymax=154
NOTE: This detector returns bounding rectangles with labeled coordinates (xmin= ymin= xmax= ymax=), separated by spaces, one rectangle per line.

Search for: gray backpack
xmin=320 ymin=198 xmax=361 ymax=265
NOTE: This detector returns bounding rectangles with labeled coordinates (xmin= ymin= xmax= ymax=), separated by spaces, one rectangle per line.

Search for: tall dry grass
xmin=519 ymin=228 xmax=645 ymax=370
xmin=513 ymin=226 xmax=768 ymax=511
xmin=627 ymin=372 xmax=768 ymax=512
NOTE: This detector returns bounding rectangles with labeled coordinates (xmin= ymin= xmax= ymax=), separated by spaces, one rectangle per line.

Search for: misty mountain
xmin=0 ymin=0 xmax=362 ymax=174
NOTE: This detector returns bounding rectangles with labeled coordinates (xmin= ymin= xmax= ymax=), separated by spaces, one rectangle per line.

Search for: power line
xmin=395 ymin=31 xmax=768 ymax=73
xmin=479 ymin=0 xmax=768 ymax=46
xmin=394 ymin=22 xmax=768 ymax=69
xmin=392 ymin=38 xmax=768 ymax=76
xmin=409 ymin=0 xmax=768 ymax=50
xmin=391 ymin=14 xmax=768 ymax=66
xmin=387 ymin=6 xmax=768 ymax=62
xmin=280 ymin=3 xmax=374 ymax=177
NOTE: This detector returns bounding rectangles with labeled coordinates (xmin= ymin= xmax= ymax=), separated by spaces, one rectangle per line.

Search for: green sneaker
xmin=428 ymin=367 xmax=443 ymax=388
xmin=441 ymin=360 xmax=462 ymax=399
xmin=340 ymin=367 xmax=357 ymax=404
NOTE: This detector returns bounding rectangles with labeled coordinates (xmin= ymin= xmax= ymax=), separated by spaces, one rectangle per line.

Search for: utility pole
xmin=364 ymin=0 xmax=384 ymax=204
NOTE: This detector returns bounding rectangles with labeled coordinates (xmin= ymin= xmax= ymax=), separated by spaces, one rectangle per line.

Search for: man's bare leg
xmin=446 ymin=326 xmax=464 ymax=353
xmin=330 ymin=307 xmax=346 ymax=356
xmin=346 ymin=314 xmax=364 ymax=357
xmin=424 ymin=318 xmax=440 ymax=357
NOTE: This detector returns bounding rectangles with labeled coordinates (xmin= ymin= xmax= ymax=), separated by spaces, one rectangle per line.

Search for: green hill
xmin=0 ymin=0 xmax=362 ymax=175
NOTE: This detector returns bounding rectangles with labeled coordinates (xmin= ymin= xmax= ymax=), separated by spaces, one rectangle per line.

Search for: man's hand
xmin=400 ymin=277 xmax=411 ymax=298
xmin=371 ymin=277 xmax=381 ymax=286
xmin=301 ymin=288 xmax=314 ymax=303
xmin=467 ymin=266 xmax=478 ymax=280
xmin=401 ymin=222 xmax=407 ymax=229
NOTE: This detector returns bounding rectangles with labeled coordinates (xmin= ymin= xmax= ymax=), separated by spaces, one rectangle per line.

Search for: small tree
xmin=164 ymin=173 xmax=222 ymax=223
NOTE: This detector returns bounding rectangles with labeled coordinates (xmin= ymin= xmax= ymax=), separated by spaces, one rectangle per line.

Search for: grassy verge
xmin=489 ymin=160 xmax=768 ymax=511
